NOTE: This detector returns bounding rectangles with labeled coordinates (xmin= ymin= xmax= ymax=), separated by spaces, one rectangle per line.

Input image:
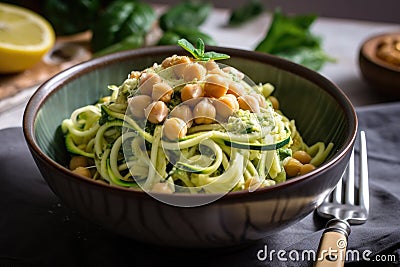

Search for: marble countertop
xmin=1 ymin=8 xmax=399 ymax=130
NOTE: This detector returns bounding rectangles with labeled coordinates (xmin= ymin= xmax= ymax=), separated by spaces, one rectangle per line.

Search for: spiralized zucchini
xmin=61 ymin=55 xmax=333 ymax=194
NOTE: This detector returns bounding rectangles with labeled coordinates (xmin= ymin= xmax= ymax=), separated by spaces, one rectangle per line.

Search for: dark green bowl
xmin=23 ymin=46 xmax=357 ymax=247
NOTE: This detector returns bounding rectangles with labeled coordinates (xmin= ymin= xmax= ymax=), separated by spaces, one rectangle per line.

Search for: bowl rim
xmin=23 ymin=45 xmax=358 ymax=203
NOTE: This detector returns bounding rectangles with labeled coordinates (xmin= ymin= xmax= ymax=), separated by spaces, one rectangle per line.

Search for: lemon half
xmin=0 ymin=3 xmax=55 ymax=73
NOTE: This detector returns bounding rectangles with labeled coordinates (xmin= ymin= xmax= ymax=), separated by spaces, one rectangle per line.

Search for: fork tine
xmin=332 ymin=176 xmax=343 ymax=203
xmin=315 ymin=132 xmax=369 ymax=266
xmin=358 ymin=131 xmax=369 ymax=214
xmin=345 ymin=149 xmax=355 ymax=204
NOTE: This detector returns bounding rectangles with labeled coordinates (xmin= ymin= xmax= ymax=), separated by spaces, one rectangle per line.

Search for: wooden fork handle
xmin=314 ymin=219 xmax=351 ymax=267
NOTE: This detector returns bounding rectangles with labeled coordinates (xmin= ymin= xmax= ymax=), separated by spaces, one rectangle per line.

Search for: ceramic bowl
xmin=359 ymin=32 xmax=400 ymax=98
xmin=23 ymin=46 xmax=357 ymax=247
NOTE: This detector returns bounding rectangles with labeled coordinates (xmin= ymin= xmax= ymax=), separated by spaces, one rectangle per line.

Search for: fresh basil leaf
xmin=44 ymin=0 xmax=101 ymax=35
xmin=275 ymin=47 xmax=335 ymax=71
xmin=196 ymin=38 xmax=205 ymax=57
xmin=228 ymin=0 xmax=264 ymax=26
xmin=177 ymin=38 xmax=230 ymax=61
xmin=177 ymin=38 xmax=199 ymax=58
xmin=202 ymin=52 xmax=230 ymax=61
xmin=159 ymin=28 xmax=216 ymax=47
xmin=171 ymin=26 xmax=216 ymax=46
xmin=116 ymin=2 xmax=157 ymax=40
xmin=91 ymin=0 xmax=156 ymax=52
xmin=157 ymin=31 xmax=181 ymax=45
xmin=93 ymin=35 xmax=144 ymax=57
xmin=255 ymin=9 xmax=334 ymax=71
xmin=159 ymin=1 xmax=212 ymax=31
xmin=256 ymin=10 xmax=319 ymax=53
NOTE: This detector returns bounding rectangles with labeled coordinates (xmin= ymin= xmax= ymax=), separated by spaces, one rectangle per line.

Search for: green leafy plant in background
xmin=40 ymin=0 xmax=215 ymax=55
xmin=159 ymin=1 xmax=211 ymax=31
xmin=157 ymin=1 xmax=215 ymax=46
xmin=36 ymin=0 xmax=333 ymax=70
xmin=255 ymin=9 xmax=335 ymax=71
xmin=91 ymin=0 xmax=156 ymax=54
xmin=43 ymin=0 xmax=102 ymax=35
xmin=228 ymin=0 xmax=264 ymax=26
xmin=157 ymin=26 xmax=216 ymax=47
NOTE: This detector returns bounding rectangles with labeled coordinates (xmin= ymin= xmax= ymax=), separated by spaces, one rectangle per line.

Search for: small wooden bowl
xmin=359 ymin=32 xmax=400 ymax=98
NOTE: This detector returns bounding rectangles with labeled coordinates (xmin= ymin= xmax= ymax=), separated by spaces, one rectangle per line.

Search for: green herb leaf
xmin=159 ymin=26 xmax=216 ymax=46
xmin=159 ymin=1 xmax=212 ymax=32
xmin=196 ymin=38 xmax=205 ymax=57
xmin=91 ymin=0 xmax=156 ymax=52
xmin=44 ymin=0 xmax=101 ymax=35
xmin=275 ymin=47 xmax=335 ymax=71
xmin=177 ymin=38 xmax=198 ymax=58
xmin=228 ymin=0 xmax=264 ymax=26
xmin=202 ymin=51 xmax=231 ymax=61
xmin=93 ymin=35 xmax=144 ymax=57
xmin=255 ymin=9 xmax=334 ymax=71
xmin=177 ymin=38 xmax=230 ymax=61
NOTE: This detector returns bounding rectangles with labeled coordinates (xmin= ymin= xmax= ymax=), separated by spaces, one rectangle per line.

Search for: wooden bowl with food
xmin=359 ymin=32 xmax=400 ymax=98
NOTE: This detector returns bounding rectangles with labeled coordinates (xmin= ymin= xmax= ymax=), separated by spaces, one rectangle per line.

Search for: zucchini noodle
xmin=61 ymin=54 xmax=334 ymax=194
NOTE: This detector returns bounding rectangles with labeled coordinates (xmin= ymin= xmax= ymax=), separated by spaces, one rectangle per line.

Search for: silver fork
xmin=314 ymin=131 xmax=369 ymax=267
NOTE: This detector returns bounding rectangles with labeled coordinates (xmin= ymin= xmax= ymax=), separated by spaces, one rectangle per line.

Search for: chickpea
xmin=161 ymin=55 xmax=191 ymax=69
xmin=69 ymin=155 xmax=89 ymax=170
xmin=183 ymin=62 xmax=206 ymax=82
xmin=215 ymin=94 xmax=239 ymax=120
xmin=222 ymin=66 xmax=245 ymax=80
xmin=244 ymin=177 xmax=262 ymax=190
xmin=173 ymin=63 xmax=192 ymax=78
xmin=72 ymin=166 xmax=92 ymax=178
xmin=163 ymin=117 xmax=188 ymax=140
xmin=268 ymin=95 xmax=280 ymax=110
xmin=300 ymin=163 xmax=316 ymax=175
xmin=214 ymin=99 xmax=232 ymax=121
xmin=128 ymin=95 xmax=152 ymax=119
xmin=161 ymin=55 xmax=192 ymax=78
xmin=219 ymin=94 xmax=239 ymax=111
xmin=181 ymin=83 xmax=204 ymax=103
xmin=193 ymin=98 xmax=216 ymax=124
xmin=237 ymin=95 xmax=260 ymax=113
xmin=251 ymin=93 xmax=267 ymax=108
xmin=207 ymin=68 xmax=226 ymax=76
xmin=284 ymin=157 xmax=303 ymax=177
xmin=203 ymin=60 xmax=219 ymax=72
xmin=129 ymin=71 xmax=141 ymax=79
xmin=204 ymin=74 xmax=229 ymax=98
xmin=293 ymin=150 xmax=312 ymax=164
xmin=144 ymin=101 xmax=169 ymax=124
xmin=138 ymin=72 xmax=162 ymax=95
xmin=151 ymin=182 xmax=173 ymax=194
xmin=170 ymin=104 xmax=193 ymax=127
xmin=152 ymin=82 xmax=173 ymax=103
xmin=227 ymin=81 xmax=245 ymax=97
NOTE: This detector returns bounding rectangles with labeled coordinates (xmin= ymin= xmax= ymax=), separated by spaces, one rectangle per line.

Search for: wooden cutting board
xmin=0 ymin=31 xmax=92 ymax=100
